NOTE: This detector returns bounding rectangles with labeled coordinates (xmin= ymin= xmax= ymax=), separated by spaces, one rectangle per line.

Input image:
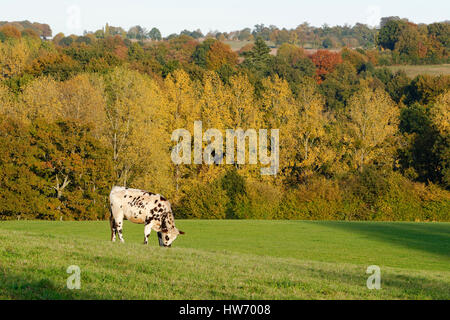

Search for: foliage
xmin=0 ymin=20 xmax=449 ymax=221
xmin=176 ymin=180 xmax=229 ymax=219
xmin=310 ymin=50 xmax=343 ymax=82
xmin=377 ymin=20 xmax=449 ymax=65
xmin=343 ymin=85 xmax=399 ymax=171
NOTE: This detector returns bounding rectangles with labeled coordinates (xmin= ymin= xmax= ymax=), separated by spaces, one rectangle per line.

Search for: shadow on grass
xmin=314 ymin=221 xmax=450 ymax=258
xmin=301 ymin=262 xmax=450 ymax=299
xmin=0 ymin=272 xmax=100 ymax=300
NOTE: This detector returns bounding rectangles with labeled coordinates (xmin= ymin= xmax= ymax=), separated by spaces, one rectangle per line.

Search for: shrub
xmin=234 ymin=180 xmax=282 ymax=219
xmin=376 ymin=172 xmax=450 ymax=221
xmin=176 ymin=180 xmax=229 ymax=219
xmin=220 ymin=168 xmax=247 ymax=218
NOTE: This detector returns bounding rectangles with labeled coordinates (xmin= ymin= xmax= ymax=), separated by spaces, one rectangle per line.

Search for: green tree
xmin=192 ymin=38 xmax=216 ymax=68
xmin=398 ymin=103 xmax=441 ymax=183
xmin=242 ymin=37 xmax=272 ymax=80
xmin=148 ymin=27 xmax=162 ymax=40
xmin=377 ymin=19 xmax=408 ymax=50
xmin=322 ymin=38 xmax=333 ymax=48
xmin=320 ymin=62 xmax=360 ymax=110
xmin=0 ymin=117 xmax=54 ymax=220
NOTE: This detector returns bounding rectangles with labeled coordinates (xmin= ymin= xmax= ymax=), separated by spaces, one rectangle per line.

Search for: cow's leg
xmin=109 ymin=211 xmax=117 ymax=242
xmin=143 ymin=223 xmax=152 ymax=245
xmin=157 ymin=232 xmax=164 ymax=247
xmin=116 ymin=219 xmax=124 ymax=243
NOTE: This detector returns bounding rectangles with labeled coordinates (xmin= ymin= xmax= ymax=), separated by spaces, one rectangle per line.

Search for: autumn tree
xmin=406 ymin=75 xmax=450 ymax=106
xmin=192 ymin=38 xmax=216 ymax=68
xmin=294 ymin=79 xmax=333 ymax=174
xmin=427 ymin=22 xmax=450 ymax=48
xmin=21 ymin=76 xmax=64 ymax=121
xmin=0 ymin=25 xmax=21 ymax=39
xmin=226 ymin=73 xmax=259 ymax=129
xmin=260 ymin=76 xmax=298 ymax=175
xmin=430 ymin=91 xmax=450 ymax=187
xmin=0 ymin=117 xmax=55 ymax=219
xmin=26 ymin=51 xmax=80 ymax=80
xmin=269 ymin=43 xmax=316 ymax=94
xmin=344 ymin=85 xmax=399 ymax=171
xmin=0 ymin=39 xmax=30 ymax=79
xmin=276 ymin=43 xmax=306 ymax=65
xmin=30 ymin=119 xmax=113 ymax=219
xmin=0 ymin=83 xmax=15 ymax=117
xmin=205 ymin=41 xmax=238 ymax=71
xmin=58 ymin=73 xmax=106 ymax=137
xmin=102 ymin=67 xmax=166 ymax=188
xmin=163 ymin=69 xmax=200 ymax=195
xmin=310 ymin=50 xmax=343 ymax=83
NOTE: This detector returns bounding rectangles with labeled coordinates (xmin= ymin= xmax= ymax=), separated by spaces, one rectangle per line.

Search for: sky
xmin=1 ymin=0 xmax=449 ymax=37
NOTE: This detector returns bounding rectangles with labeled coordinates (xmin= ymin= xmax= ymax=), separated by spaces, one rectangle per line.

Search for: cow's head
xmin=160 ymin=227 xmax=185 ymax=247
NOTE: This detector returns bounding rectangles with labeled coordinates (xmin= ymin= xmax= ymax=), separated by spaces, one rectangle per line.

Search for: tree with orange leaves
xmin=206 ymin=41 xmax=238 ymax=71
xmin=310 ymin=50 xmax=343 ymax=83
xmin=0 ymin=25 xmax=21 ymax=39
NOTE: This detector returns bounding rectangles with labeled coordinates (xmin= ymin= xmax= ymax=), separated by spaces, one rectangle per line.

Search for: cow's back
xmin=109 ymin=186 xmax=169 ymax=224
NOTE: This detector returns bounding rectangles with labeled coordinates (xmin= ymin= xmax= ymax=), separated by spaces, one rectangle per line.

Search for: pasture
xmin=224 ymin=40 xmax=276 ymax=51
xmin=383 ymin=64 xmax=450 ymax=78
xmin=0 ymin=220 xmax=449 ymax=299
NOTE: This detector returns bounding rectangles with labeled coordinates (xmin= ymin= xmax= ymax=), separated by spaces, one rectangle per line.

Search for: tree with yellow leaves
xmin=0 ymin=39 xmax=30 ymax=79
xmin=205 ymin=41 xmax=237 ymax=71
xmin=102 ymin=67 xmax=168 ymax=188
xmin=20 ymin=76 xmax=63 ymax=121
xmin=226 ymin=73 xmax=259 ymax=129
xmin=0 ymin=83 xmax=15 ymax=117
xmin=199 ymin=71 xmax=230 ymax=129
xmin=162 ymin=69 xmax=200 ymax=195
xmin=58 ymin=73 xmax=106 ymax=138
xmin=197 ymin=71 xmax=231 ymax=183
xmin=430 ymin=90 xmax=450 ymax=138
xmin=224 ymin=74 xmax=260 ymax=177
xmin=294 ymin=79 xmax=333 ymax=174
xmin=429 ymin=90 xmax=450 ymax=187
xmin=344 ymin=85 xmax=400 ymax=171
xmin=260 ymin=75 xmax=298 ymax=176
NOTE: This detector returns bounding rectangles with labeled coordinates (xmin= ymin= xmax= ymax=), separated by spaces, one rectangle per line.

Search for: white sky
xmin=1 ymin=0 xmax=449 ymax=36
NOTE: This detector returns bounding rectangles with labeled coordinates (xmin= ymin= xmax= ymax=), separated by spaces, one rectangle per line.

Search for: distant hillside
xmin=0 ymin=20 xmax=51 ymax=37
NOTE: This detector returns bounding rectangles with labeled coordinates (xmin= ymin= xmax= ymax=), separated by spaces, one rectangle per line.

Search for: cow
xmin=109 ymin=186 xmax=185 ymax=247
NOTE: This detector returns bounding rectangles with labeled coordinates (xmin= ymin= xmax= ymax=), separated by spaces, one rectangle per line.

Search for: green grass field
xmin=383 ymin=64 xmax=450 ymax=78
xmin=224 ymin=40 xmax=276 ymax=51
xmin=0 ymin=220 xmax=449 ymax=299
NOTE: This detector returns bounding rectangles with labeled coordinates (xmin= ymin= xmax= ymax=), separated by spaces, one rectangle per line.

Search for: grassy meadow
xmin=0 ymin=220 xmax=449 ymax=300
xmin=383 ymin=64 xmax=450 ymax=78
xmin=224 ymin=40 xmax=276 ymax=51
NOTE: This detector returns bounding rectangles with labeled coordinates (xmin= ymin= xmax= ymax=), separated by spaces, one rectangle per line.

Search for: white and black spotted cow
xmin=109 ymin=186 xmax=184 ymax=247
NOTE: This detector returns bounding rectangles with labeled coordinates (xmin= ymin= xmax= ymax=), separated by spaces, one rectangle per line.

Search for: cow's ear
xmin=178 ymin=230 xmax=185 ymax=235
